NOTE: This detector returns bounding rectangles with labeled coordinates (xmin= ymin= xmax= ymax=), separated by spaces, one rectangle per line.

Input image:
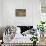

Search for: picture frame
xmin=16 ymin=9 xmax=26 ymax=17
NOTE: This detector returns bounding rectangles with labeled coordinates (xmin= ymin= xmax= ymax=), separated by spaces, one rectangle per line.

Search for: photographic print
xmin=16 ymin=9 xmax=26 ymax=17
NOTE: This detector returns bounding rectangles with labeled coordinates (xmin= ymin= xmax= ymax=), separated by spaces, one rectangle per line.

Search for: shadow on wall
xmin=0 ymin=27 xmax=5 ymax=40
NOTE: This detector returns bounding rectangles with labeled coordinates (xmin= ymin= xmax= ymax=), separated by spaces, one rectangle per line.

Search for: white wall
xmin=32 ymin=0 xmax=41 ymax=27
xmin=0 ymin=0 xmax=2 ymax=25
xmin=2 ymin=0 xmax=41 ymax=26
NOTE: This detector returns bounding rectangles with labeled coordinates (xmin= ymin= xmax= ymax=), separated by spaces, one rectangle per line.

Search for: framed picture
xmin=16 ymin=9 xmax=26 ymax=17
